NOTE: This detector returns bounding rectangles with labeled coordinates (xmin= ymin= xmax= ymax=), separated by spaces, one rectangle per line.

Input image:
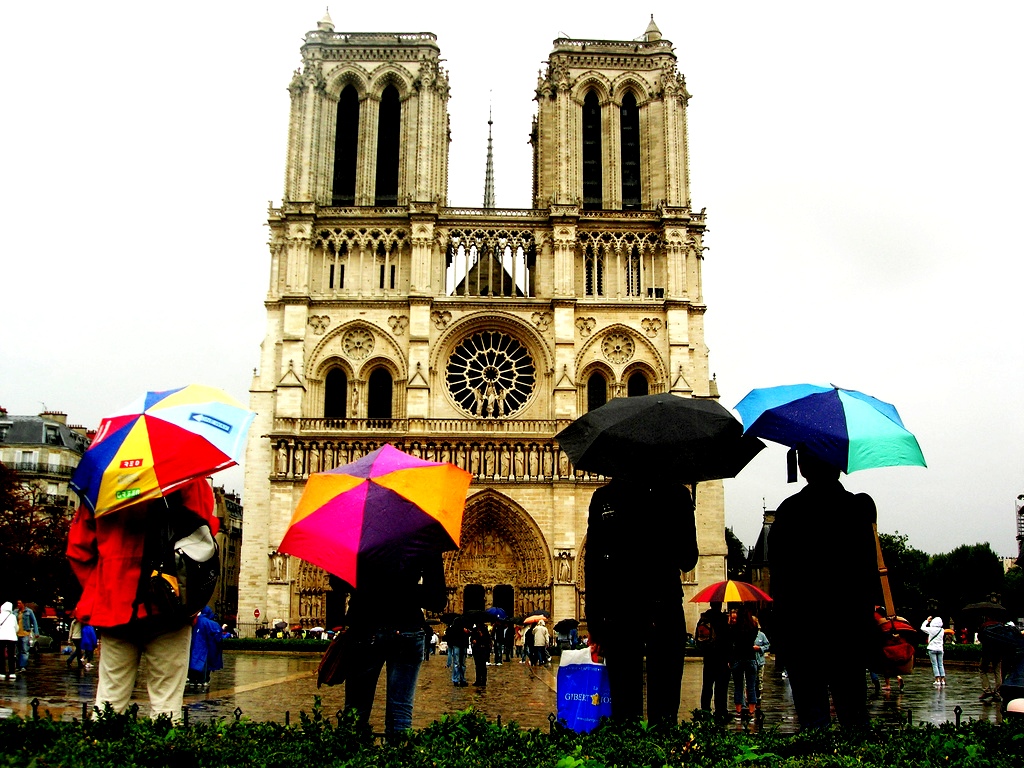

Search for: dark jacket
xmin=343 ymin=554 xmax=446 ymax=635
xmin=585 ymin=478 xmax=698 ymax=639
xmin=769 ymin=480 xmax=879 ymax=658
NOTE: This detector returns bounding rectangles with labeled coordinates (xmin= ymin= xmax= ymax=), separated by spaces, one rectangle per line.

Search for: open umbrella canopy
xmin=689 ymin=580 xmax=773 ymax=604
xmin=554 ymin=394 xmax=764 ymax=482
xmin=278 ymin=444 xmax=472 ymax=588
xmin=485 ymin=606 xmax=508 ymax=621
xmin=523 ymin=614 xmax=548 ymax=624
xmin=735 ymin=384 xmax=926 ymax=473
xmin=70 ymin=384 xmax=255 ymax=516
xmin=553 ymin=618 xmax=580 ymax=633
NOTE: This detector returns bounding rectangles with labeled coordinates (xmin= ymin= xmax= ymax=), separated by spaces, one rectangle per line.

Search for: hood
xmin=0 ymin=602 xmax=11 ymax=615
xmin=201 ymin=606 xmax=215 ymax=619
xmin=930 ymin=617 xmax=944 ymax=628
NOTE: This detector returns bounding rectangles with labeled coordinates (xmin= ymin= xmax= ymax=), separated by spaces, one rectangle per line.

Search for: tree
xmin=923 ymin=542 xmax=1005 ymax=626
xmin=0 ymin=463 xmax=76 ymax=610
xmin=725 ymin=527 xmax=749 ymax=581
xmin=877 ymin=531 xmax=930 ymax=618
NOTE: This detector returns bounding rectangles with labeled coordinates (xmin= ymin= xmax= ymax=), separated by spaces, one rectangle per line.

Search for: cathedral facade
xmin=238 ymin=15 xmax=727 ymax=634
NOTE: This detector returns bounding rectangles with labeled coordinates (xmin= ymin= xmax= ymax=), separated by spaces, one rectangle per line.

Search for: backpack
xmin=694 ymin=615 xmax=718 ymax=652
xmin=133 ymin=492 xmax=220 ymax=629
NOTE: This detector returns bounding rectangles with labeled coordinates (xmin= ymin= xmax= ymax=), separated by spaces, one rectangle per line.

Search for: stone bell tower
xmin=239 ymin=15 xmax=727 ymax=636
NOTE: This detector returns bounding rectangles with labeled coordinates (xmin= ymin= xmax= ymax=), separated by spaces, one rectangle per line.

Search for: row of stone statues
xmin=274 ymin=438 xmax=594 ymax=482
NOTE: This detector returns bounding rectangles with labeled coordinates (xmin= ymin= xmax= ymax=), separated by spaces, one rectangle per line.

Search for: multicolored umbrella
xmin=278 ymin=444 xmax=472 ymax=588
xmin=734 ymin=384 xmax=926 ymax=473
xmin=70 ymin=385 xmax=255 ymax=516
xmin=689 ymin=580 xmax=773 ymax=603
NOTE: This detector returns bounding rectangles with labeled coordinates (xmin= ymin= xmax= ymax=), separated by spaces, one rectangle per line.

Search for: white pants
xmin=95 ymin=624 xmax=191 ymax=721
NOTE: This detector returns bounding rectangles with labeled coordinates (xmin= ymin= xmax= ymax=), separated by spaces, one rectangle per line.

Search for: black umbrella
xmin=553 ymin=618 xmax=580 ymax=633
xmin=440 ymin=612 xmax=462 ymax=625
xmin=555 ymin=395 xmax=765 ymax=482
xmin=962 ymin=601 xmax=1008 ymax=615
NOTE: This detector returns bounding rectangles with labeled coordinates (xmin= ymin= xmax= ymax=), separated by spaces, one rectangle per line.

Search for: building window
xmin=446 ymin=330 xmax=536 ymax=418
xmin=332 ymin=85 xmax=359 ymax=206
xmin=582 ymin=90 xmax=602 ymax=210
xmin=627 ymin=371 xmax=649 ymax=397
xmin=324 ymin=369 xmax=348 ymax=418
xmin=624 ymin=246 xmax=642 ymax=297
xmin=587 ymin=372 xmax=608 ymax=412
xmin=367 ymin=368 xmax=394 ymax=420
xmin=374 ymin=84 xmax=401 ymax=206
xmin=45 ymin=426 xmax=61 ymax=446
xmin=584 ymin=245 xmax=604 ymax=297
xmin=620 ymin=91 xmax=641 ymax=209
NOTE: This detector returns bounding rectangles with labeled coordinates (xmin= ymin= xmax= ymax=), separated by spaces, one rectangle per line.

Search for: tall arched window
xmin=374 ymin=84 xmax=401 ymax=206
xmin=332 ymin=85 xmax=359 ymax=206
xmin=587 ymin=371 xmax=608 ymax=412
xmin=620 ymin=91 xmax=641 ymax=209
xmin=582 ymin=90 xmax=603 ymax=210
xmin=367 ymin=367 xmax=394 ymax=419
xmin=627 ymin=371 xmax=649 ymax=397
xmin=324 ymin=368 xmax=348 ymax=418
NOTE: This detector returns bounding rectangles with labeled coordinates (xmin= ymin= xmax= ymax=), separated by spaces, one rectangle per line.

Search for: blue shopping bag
xmin=556 ymin=648 xmax=612 ymax=732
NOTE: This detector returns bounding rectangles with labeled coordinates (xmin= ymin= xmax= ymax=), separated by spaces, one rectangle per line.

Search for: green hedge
xmin=2 ymin=702 xmax=1022 ymax=767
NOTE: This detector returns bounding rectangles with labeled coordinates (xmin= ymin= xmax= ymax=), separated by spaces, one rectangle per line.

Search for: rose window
xmin=342 ymin=327 xmax=374 ymax=359
xmin=446 ymin=330 xmax=536 ymax=417
xmin=601 ymin=332 xmax=635 ymax=364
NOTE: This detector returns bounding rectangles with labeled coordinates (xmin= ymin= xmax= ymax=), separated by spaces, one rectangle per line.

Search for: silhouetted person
xmin=769 ymin=448 xmax=878 ymax=729
xmin=585 ymin=476 xmax=698 ymax=724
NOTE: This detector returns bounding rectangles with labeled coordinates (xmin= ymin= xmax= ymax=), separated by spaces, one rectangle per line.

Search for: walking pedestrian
xmin=14 ymin=600 xmax=39 ymax=672
xmin=67 ymin=617 xmax=85 ymax=669
xmin=470 ymin=620 xmax=491 ymax=686
xmin=492 ymin=622 xmax=504 ymax=666
xmin=188 ymin=606 xmax=223 ymax=691
xmin=922 ymin=615 xmax=946 ymax=686
xmin=0 ymin=602 xmax=18 ymax=679
xmin=445 ymin=616 xmax=469 ymax=686
xmin=752 ymin=616 xmax=770 ymax=697
xmin=80 ymin=623 xmax=97 ymax=669
xmin=532 ymin=620 xmax=550 ymax=665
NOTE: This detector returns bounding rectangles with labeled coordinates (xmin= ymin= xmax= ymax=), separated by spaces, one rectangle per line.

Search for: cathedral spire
xmin=483 ymin=105 xmax=496 ymax=209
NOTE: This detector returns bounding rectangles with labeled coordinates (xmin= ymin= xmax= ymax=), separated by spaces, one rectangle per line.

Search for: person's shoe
xmin=84 ymin=663 xmax=94 ymax=669
xmin=495 ymin=662 xmax=502 ymax=666
xmin=781 ymin=671 xmax=788 ymax=678
xmin=17 ymin=668 xmax=26 ymax=673
xmin=473 ymin=682 xmax=486 ymax=686
xmin=7 ymin=674 xmax=15 ymax=680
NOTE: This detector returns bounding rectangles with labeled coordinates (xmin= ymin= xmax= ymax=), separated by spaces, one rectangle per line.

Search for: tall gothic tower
xmin=239 ymin=15 xmax=726 ymax=634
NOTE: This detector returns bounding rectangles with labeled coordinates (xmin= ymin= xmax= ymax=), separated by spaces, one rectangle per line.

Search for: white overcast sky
xmin=2 ymin=2 xmax=1022 ymax=557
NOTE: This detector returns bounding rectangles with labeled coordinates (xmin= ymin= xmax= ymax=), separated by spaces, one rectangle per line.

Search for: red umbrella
xmin=689 ymin=580 xmax=772 ymax=603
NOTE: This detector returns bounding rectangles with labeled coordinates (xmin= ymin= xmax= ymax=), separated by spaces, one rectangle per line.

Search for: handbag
xmin=556 ymin=648 xmax=612 ymax=732
xmin=870 ymin=523 xmax=916 ymax=676
xmin=316 ymin=629 xmax=351 ymax=688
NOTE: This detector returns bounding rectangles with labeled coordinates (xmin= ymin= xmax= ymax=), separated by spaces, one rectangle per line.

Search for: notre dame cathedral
xmin=238 ymin=14 xmax=727 ymax=634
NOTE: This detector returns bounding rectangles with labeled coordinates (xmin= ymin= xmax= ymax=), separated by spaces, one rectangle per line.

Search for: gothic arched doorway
xmin=443 ymin=489 xmax=553 ymax=617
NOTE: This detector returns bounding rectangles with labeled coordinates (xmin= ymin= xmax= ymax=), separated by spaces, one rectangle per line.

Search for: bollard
xmin=82 ymin=702 xmax=90 ymax=722
xmin=954 ymin=705 xmax=962 ymax=728
xmin=336 ymin=709 xmax=345 ymax=727
xmin=496 ymin=715 xmax=501 ymax=728
xmin=182 ymin=707 xmax=189 ymax=728
xmin=285 ymin=711 xmax=290 ymax=727
xmin=234 ymin=707 xmax=243 ymax=722
xmin=906 ymin=709 xmax=912 ymax=727
xmin=30 ymin=698 xmax=40 ymax=720
xmin=548 ymin=712 xmax=557 ymax=734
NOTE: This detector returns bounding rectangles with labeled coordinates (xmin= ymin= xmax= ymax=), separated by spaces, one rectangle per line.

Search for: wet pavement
xmin=0 ymin=650 xmax=1006 ymax=733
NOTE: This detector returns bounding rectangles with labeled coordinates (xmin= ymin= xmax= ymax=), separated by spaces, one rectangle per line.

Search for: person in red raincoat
xmin=67 ymin=478 xmax=217 ymax=721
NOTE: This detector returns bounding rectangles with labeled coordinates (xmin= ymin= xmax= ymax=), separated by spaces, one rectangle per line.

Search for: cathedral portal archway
xmin=443 ymin=489 xmax=553 ymax=617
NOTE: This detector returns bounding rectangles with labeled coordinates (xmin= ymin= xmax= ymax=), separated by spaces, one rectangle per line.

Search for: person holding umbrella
xmin=585 ymin=475 xmax=699 ymax=724
xmin=768 ymin=446 xmax=879 ymax=729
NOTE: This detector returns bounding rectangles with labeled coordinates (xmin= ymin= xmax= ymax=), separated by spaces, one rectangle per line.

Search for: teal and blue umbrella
xmin=734 ymin=384 xmax=926 ymax=473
